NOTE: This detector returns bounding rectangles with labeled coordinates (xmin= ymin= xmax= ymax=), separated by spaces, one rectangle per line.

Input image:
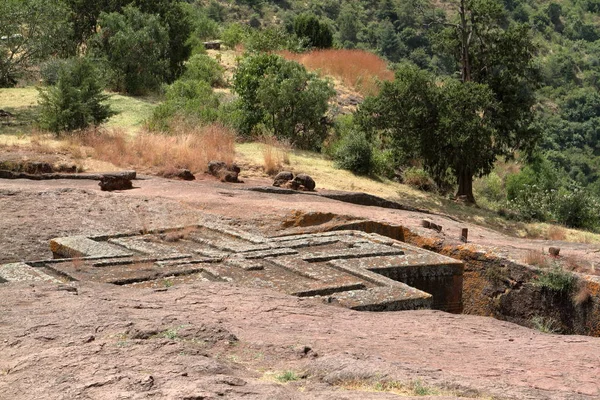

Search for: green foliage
xmin=358 ymin=64 xmax=498 ymax=199
xmin=38 ymin=57 xmax=113 ymax=135
xmin=90 ymin=5 xmax=170 ymax=95
xmin=148 ymin=79 xmax=220 ymax=132
xmin=378 ymin=20 xmax=404 ymax=62
xmin=65 ymin=0 xmax=191 ymax=80
xmin=0 ymin=0 xmax=72 ymax=86
xmin=232 ymin=54 xmax=335 ymax=150
xmin=221 ymin=23 xmax=247 ymax=49
xmin=275 ymin=371 xmax=299 ymax=383
xmin=293 ymin=14 xmax=333 ymax=49
xmin=533 ymin=267 xmax=576 ymax=294
xmin=40 ymin=59 xmax=72 ymax=86
xmin=531 ymin=316 xmax=562 ymax=334
xmin=337 ymin=5 xmax=360 ymax=46
xmin=402 ymin=167 xmax=437 ymax=192
xmin=553 ymin=186 xmax=600 ymax=229
xmin=244 ymin=26 xmax=306 ymax=53
xmin=134 ymin=0 xmax=192 ymax=80
xmin=182 ymin=54 xmax=225 ymax=87
xmin=333 ymin=130 xmax=373 ymax=175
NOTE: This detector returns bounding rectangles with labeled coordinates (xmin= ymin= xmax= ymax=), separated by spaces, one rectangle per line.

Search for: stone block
xmin=0 ymin=263 xmax=60 ymax=283
xmin=50 ymin=236 xmax=133 ymax=258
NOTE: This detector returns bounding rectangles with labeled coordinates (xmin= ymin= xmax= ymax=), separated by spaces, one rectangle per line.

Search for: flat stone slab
xmin=0 ymin=263 xmax=60 ymax=283
xmin=50 ymin=237 xmax=133 ymax=258
xmin=2 ymin=221 xmax=464 ymax=312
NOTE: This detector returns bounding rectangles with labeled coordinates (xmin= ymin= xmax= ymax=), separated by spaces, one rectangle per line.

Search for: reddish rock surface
xmin=2 ymin=175 xmax=600 ymax=399
xmin=1 ymin=281 xmax=599 ymax=399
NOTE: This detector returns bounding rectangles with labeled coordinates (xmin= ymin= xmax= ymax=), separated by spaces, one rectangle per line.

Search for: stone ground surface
xmin=2 ymin=175 xmax=600 ymax=399
xmin=1 ymin=281 xmax=599 ymax=400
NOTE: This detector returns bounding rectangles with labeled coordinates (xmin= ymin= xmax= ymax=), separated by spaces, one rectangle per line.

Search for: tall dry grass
xmin=547 ymin=225 xmax=567 ymax=241
xmin=74 ymin=123 xmax=236 ymax=174
xmin=279 ymin=49 xmax=394 ymax=96
xmin=261 ymin=135 xmax=291 ymax=175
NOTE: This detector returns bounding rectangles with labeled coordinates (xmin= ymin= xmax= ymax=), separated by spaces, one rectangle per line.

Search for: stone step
xmin=50 ymin=236 xmax=133 ymax=258
xmin=0 ymin=263 xmax=60 ymax=284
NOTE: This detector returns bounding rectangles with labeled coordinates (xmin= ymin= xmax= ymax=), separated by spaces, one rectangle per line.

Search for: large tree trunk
xmin=456 ymin=168 xmax=476 ymax=203
xmin=459 ymin=0 xmax=471 ymax=83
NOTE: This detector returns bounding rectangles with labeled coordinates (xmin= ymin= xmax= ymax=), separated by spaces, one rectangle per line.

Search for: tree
xmin=90 ymin=5 xmax=169 ymax=95
xmin=64 ymin=0 xmax=191 ymax=80
xmin=232 ymin=54 xmax=335 ymax=150
xmin=337 ymin=5 xmax=360 ymax=46
xmin=358 ymin=64 xmax=498 ymax=202
xmin=135 ymin=0 xmax=192 ymax=80
xmin=38 ymin=57 xmax=113 ymax=134
xmin=293 ymin=14 xmax=333 ymax=49
xmin=0 ymin=0 xmax=72 ymax=87
xmin=378 ymin=20 xmax=404 ymax=62
xmin=424 ymin=0 xmax=540 ymax=201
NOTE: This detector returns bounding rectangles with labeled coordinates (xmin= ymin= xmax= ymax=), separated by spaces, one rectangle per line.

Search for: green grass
xmin=531 ymin=316 xmax=562 ymax=334
xmin=275 ymin=370 xmax=300 ymax=383
xmin=104 ymin=93 xmax=159 ymax=133
xmin=0 ymin=87 xmax=41 ymax=136
xmin=532 ymin=267 xmax=576 ymax=293
xmin=0 ymin=87 xmax=158 ymax=137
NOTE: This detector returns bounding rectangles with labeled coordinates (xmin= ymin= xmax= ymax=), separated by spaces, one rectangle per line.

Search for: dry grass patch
xmin=547 ymin=225 xmax=567 ymax=241
xmin=279 ymin=49 xmax=393 ymax=96
xmin=336 ymin=378 xmax=463 ymax=397
xmin=523 ymin=249 xmax=552 ymax=268
xmin=573 ymin=284 xmax=592 ymax=305
xmin=72 ymin=123 xmax=235 ymax=174
xmin=260 ymin=136 xmax=291 ymax=175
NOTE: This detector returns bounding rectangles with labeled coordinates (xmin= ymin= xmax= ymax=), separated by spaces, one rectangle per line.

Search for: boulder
xmin=99 ymin=175 xmax=133 ymax=191
xmin=207 ymin=161 xmax=242 ymax=183
xmin=292 ymin=173 xmax=316 ymax=191
xmin=163 ymin=169 xmax=195 ymax=181
xmin=273 ymin=171 xmax=294 ymax=187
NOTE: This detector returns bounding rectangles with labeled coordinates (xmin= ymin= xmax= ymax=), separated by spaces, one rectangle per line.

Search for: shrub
xmin=182 ymin=54 xmax=225 ymax=87
xmin=232 ymin=53 xmax=335 ymax=150
xmin=474 ymin=172 xmax=504 ymax=203
xmin=40 ymin=58 xmax=71 ymax=85
xmin=293 ymin=14 xmax=333 ymax=49
xmin=147 ymin=79 xmax=220 ymax=132
xmin=334 ymin=130 xmax=373 ymax=175
xmin=38 ymin=57 xmax=113 ymax=135
xmin=221 ymin=23 xmax=247 ymax=49
xmin=553 ymin=187 xmax=599 ymax=229
xmin=402 ymin=167 xmax=437 ymax=192
xmin=533 ymin=266 xmax=577 ymax=294
xmin=531 ymin=316 xmax=562 ymax=334
xmin=244 ymin=26 xmax=306 ymax=53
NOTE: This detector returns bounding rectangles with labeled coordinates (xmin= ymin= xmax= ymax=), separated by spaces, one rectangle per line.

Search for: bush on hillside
xmin=147 ymin=79 xmax=220 ymax=132
xmin=38 ymin=57 xmax=113 ymax=135
xmin=333 ymin=130 xmax=373 ymax=175
xmin=402 ymin=167 xmax=437 ymax=192
xmin=232 ymin=53 xmax=335 ymax=150
xmin=293 ymin=14 xmax=333 ymax=49
xmin=182 ymin=54 xmax=225 ymax=87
